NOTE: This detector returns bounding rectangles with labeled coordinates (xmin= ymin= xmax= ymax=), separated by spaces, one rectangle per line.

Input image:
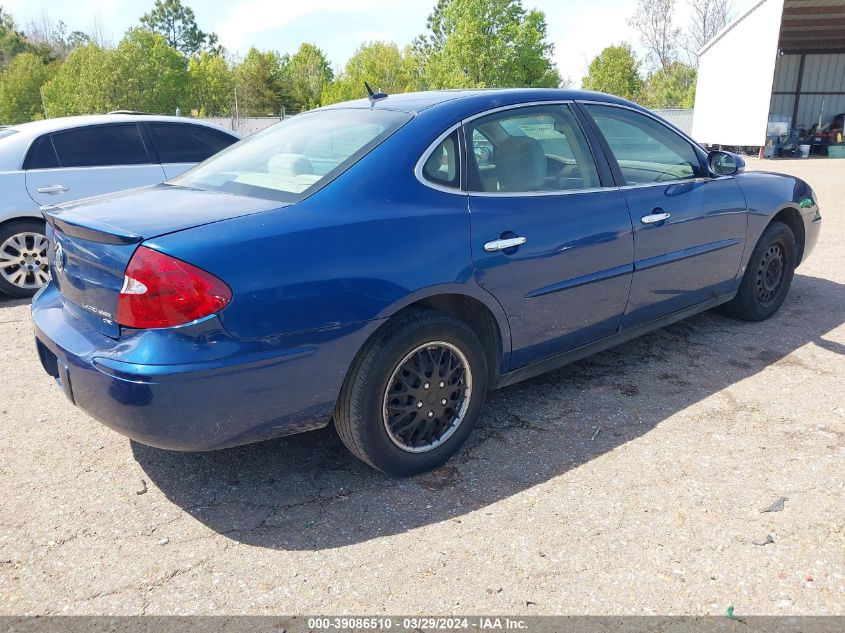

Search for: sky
xmin=2 ymin=0 xmax=759 ymax=84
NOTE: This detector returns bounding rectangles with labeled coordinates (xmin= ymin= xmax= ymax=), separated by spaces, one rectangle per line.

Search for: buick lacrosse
xmin=32 ymin=89 xmax=821 ymax=475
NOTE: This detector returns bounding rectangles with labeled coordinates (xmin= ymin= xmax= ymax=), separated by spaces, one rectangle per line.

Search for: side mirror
xmin=708 ymin=150 xmax=745 ymax=176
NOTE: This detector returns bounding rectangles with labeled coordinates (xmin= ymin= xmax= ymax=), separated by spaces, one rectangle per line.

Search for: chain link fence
xmin=199 ymin=115 xmax=287 ymax=137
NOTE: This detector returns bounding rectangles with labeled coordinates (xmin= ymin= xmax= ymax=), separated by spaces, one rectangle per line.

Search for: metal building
xmin=652 ymin=108 xmax=695 ymax=135
xmin=692 ymin=0 xmax=845 ymax=155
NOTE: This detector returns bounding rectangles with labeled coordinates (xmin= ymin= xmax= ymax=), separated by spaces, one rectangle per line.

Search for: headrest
xmin=496 ymin=136 xmax=545 ymax=191
xmin=267 ymin=153 xmax=314 ymax=178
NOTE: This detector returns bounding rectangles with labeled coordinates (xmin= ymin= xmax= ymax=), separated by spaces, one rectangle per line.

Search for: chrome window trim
xmin=469 ymin=186 xmax=613 ymax=198
xmin=460 ymin=99 xmax=575 ymax=125
xmin=413 ymin=122 xmax=467 ymax=196
xmin=617 ymin=176 xmax=712 ymax=190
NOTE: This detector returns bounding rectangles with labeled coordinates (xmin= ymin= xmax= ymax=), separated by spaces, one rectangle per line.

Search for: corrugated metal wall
xmin=652 ymin=109 xmax=695 ymax=135
xmin=770 ymin=53 xmax=845 ymax=129
xmin=201 ymin=116 xmax=283 ymax=136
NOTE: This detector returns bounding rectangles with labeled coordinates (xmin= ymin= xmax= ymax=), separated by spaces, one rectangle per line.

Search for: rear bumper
xmin=31 ymin=283 xmax=376 ymax=451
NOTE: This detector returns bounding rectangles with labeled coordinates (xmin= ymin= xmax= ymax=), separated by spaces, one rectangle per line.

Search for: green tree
xmin=581 ymin=43 xmax=643 ymax=101
xmin=187 ymin=51 xmax=233 ymax=116
xmin=287 ymin=43 xmax=332 ymax=111
xmin=0 ymin=52 xmax=55 ymax=123
xmin=639 ymin=62 xmax=696 ymax=108
xmin=111 ymin=28 xmax=188 ymax=113
xmin=415 ymin=0 xmax=561 ymax=89
xmin=41 ymin=43 xmax=117 ymax=116
xmin=322 ymin=41 xmax=417 ymax=105
xmin=140 ymin=0 xmax=219 ymax=57
xmin=0 ymin=7 xmax=28 ymax=70
xmin=43 ymin=30 xmax=189 ymax=116
xmin=233 ymin=48 xmax=285 ymax=116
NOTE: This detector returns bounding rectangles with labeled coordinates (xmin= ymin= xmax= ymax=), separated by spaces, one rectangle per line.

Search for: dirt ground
xmin=0 ymin=158 xmax=843 ymax=616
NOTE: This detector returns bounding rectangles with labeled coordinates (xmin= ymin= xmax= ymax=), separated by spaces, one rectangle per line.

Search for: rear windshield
xmin=173 ymin=108 xmax=413 ymax=202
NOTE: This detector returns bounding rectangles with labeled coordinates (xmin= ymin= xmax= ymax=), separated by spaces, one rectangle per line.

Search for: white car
xmin=0 ymin=114 xmax=240 ymax=297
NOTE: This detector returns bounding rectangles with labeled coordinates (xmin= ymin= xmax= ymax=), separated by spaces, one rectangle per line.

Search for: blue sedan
xmin=32 ymin=89 xmax=822 ymax=475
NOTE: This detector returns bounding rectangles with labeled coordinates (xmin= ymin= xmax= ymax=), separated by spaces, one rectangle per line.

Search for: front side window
xmin=146 ymin=123 xmax=236 ymax=164
xmin=584 ymin=104 xmax=702 ymax=185
xmin=465 ymin=104 xmax=600 ymax=194
xmin=175 ymin=109 xmax=412 ymax=203
xmin=421 ymin=130 xmax=460 ymax=189
xmin=49 ymin=124 xmax=150 ymax=168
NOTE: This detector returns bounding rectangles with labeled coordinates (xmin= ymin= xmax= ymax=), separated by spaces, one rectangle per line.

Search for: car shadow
xmin=131 ymin=273 xmax=845 ymax=551
xmin=0 ymin=294 xmax=32 ymax=309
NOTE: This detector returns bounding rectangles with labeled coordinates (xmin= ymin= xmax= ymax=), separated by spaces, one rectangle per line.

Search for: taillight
xmin=116 ymin=246 xmax=231 ymax=329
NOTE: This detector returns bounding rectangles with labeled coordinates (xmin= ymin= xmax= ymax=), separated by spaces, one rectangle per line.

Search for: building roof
xmin=701 ymin=0 xmax=845 ymax=57
xmin=779 ymin=0 xmax=845 ymax=53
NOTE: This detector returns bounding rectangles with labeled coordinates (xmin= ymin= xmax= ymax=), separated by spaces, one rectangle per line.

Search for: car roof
xmin=6 ymin=114 xmax=240 ymax=139
xmin=319 ymin=88 xmax=641 ymax=115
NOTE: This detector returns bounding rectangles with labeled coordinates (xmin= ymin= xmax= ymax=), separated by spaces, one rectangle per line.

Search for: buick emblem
xmin=54 ymin=243 xmax=65 ymax=274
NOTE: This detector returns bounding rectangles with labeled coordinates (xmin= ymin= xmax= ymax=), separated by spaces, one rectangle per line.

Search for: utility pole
xmin=233 ymin=86 xmax=239 ymax=133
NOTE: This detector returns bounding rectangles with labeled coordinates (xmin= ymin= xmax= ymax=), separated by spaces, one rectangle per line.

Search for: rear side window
xmin=465 ymin=104 xmax=601 ymax=193
xmin=25 ymin=135 xmax=60 ymax=170
xmin=49 ymin=124 xmax=150 ymax=168
xmin=421 ymin=130 xmax=460 ymax=190
xmin=145 ymin=123 xmax=236 ymax=163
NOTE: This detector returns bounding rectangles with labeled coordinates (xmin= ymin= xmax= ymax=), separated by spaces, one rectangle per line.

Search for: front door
xmin=581 ymin=104 xmax=748 ymax=329
xmin=465 ymin=103 xmax=634 ymax=369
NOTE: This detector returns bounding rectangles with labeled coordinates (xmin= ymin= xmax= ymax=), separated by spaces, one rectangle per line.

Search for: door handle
xmin=37 ymin=185 xmax=70 ymax=194
xmin=483 ymin=236 xmax=527 ymax=252
xmin=641 ymin=212 xmax=671 ymax=224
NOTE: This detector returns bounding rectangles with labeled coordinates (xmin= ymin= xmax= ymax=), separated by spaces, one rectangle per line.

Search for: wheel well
xmin=397 ymin=294 xmax=505 ymax=384
xmin=771 ymin=207 xmax=805 ymax=264
xmin=0 ymin=216 xmax=46 ymax=236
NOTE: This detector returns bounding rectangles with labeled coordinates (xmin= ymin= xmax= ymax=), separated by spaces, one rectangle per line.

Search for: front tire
xmin=0 ymin=219 xmax=50 ymax=298
xmin=722 ymin=220 xmax=797 ymax=321
xmin=334 ymin=310 xmax=488 ymax=476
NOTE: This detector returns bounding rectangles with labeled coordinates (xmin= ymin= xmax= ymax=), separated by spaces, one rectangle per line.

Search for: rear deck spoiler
xmin=41 ymin=206 xmax=143 ymax=245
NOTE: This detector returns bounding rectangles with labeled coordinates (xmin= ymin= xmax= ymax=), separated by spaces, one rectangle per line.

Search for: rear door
xmin=581 ymin=103 xmax=747 ymax=329
xmin=464 ymin=103 xmax=634 ymax=369
xmin=25 ymin=123 xmax=166 ymax=206
xmin=143 ymin=122 xmax=238 ymax=179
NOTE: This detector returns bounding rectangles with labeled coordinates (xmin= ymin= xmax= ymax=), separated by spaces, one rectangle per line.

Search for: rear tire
xmin=0 ymin=219 xmax=49 ymax=298
xmin=334 ymin=309 xmax=488 ymax=476
xmin=722 ymin=221 xmax=796 ymax=321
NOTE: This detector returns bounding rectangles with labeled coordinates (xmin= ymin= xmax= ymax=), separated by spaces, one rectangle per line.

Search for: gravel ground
xmin=0 ymin=158 xmax=843 ymax=616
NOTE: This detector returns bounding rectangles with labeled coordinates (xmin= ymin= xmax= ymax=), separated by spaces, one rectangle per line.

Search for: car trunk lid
xmin=43 ymin=184 xmax=283 ymax=338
